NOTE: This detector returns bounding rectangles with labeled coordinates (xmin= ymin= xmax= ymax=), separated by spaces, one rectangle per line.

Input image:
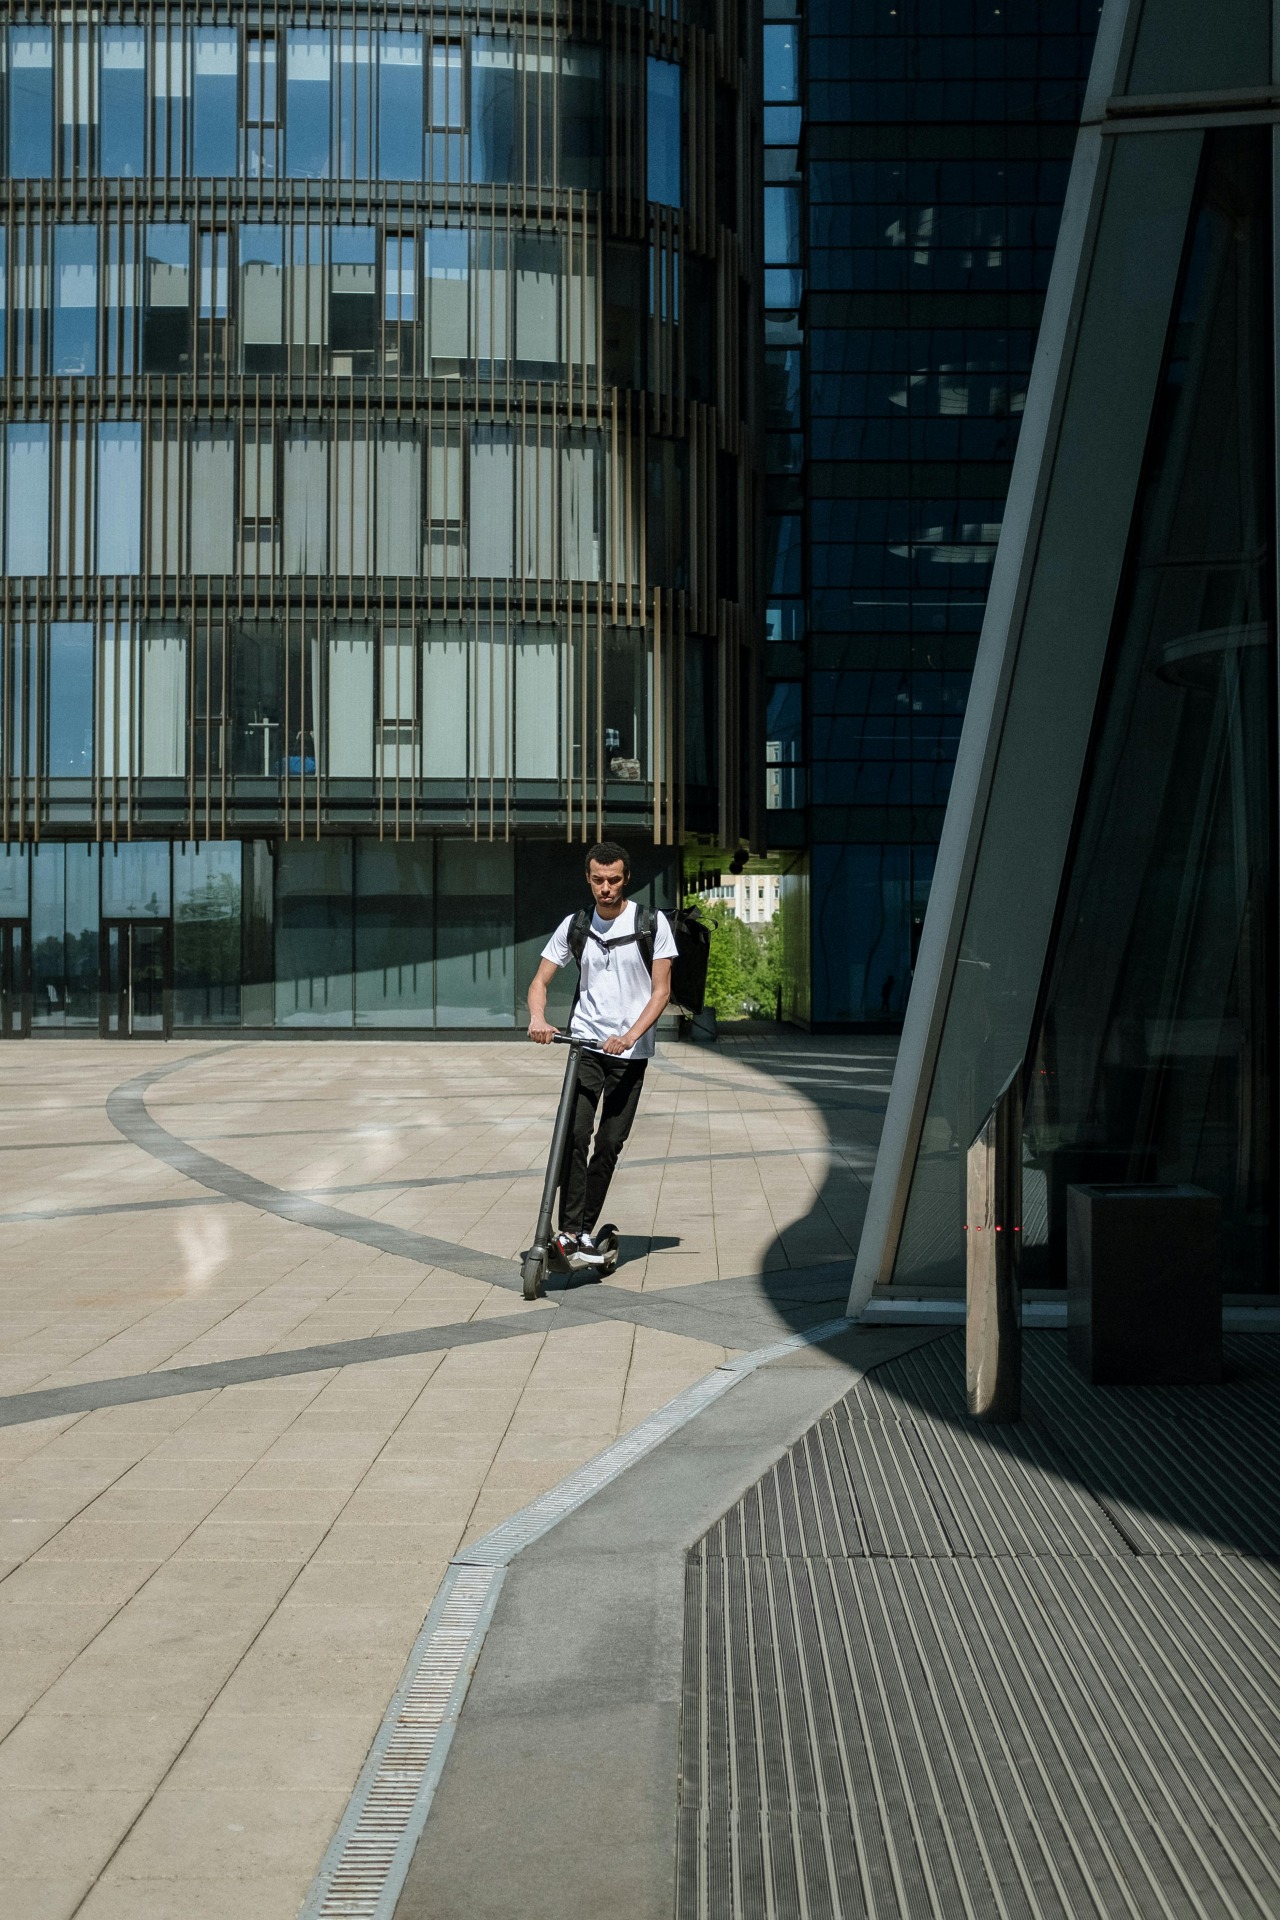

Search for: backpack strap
xmin=635 ymin=904 xmax=655 ymax=977
xmin=566 ymin=909 xmax=592 ymax=967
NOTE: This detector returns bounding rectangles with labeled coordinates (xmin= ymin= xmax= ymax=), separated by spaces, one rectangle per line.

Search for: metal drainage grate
xmin=302 ymin=1564 xmax=503 ymax=1920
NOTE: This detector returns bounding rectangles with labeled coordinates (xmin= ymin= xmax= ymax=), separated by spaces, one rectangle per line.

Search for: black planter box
xmin=1066 ymin=1183 xmax=1222 ymax=1385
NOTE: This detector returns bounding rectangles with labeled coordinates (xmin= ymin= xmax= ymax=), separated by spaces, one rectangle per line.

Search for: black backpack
xmin=566 ymin=904 xmax=711 ymax=1016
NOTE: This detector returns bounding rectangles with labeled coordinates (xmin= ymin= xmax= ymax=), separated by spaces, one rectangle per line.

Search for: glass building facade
xmin=768 ymin=0 xmax=1099 ymax=1026
xmin=852 ymin=0 xmax=1280 ymax=1308
xmin=0 ymin=4 xmax=760 ymax=1036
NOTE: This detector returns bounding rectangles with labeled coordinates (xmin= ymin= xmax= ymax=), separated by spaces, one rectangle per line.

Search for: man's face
xmin=587 ymin=860 xmax=628 ymax=909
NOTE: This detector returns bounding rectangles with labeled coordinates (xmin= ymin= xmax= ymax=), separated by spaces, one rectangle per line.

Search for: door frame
xmin=100 ymin=919 xmax=174 ymax=1039
xmin=0 ymin=921 xmax=32 ymax=1038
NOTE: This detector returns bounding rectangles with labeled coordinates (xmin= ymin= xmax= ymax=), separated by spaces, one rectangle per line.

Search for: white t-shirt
xmin=542 ymin=903 xmax=678 ymax=1061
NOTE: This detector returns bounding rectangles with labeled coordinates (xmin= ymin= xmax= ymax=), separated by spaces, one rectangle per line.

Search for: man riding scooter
xmin=526 ymin=842 xmax=675 ymax=1271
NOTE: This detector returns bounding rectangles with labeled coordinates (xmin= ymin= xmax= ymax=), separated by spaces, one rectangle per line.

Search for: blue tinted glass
xmin=96 ymin=424 xmax=143 ymax=573
xmin=8 ymin=27 xmax=53 ymax=177
xmin=0 ymin=232 xmax=6 ymax=370
xmin=53 ymin=228 xmax=98 ymax=375
xmin=378 ymin=32 xmax=423 ymax=181
xmin=99 ymin=27 xmax=145 ymax=176
xmin=47 ymin=624 xmax=94 ymax=777
xmin=336 ymin=32 xmax=374 ymax=176
xmin=286 ymin=30 xmax=331 ymax=178
xmin=192 ymin=29 xmax=238 ymax=175
xmin=647 ymin=58 xmax=681 ymax=207
xmin=764 ymin=186 xmax=802 ymax=264
xmin=763 ymin=24 xmax=799 ymax=102
xmin=4 ymin=425 xmax=50 ymax=575
xmin=472 ymin=40 xmax=518 ymax=184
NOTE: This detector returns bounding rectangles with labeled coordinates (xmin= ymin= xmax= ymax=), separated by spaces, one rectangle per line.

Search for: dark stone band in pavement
xmin=104 ymin=1053 xmax=524 ymax=1293
xmin=0 ymin=1265 xmax=857 ymax=1429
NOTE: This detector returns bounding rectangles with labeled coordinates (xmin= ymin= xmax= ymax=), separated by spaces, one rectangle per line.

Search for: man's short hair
xmin=585 ymin=840 xmax=631 ymax=878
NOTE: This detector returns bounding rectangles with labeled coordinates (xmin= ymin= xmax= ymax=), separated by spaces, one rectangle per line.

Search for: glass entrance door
xmin=0 ymin=923 xmax=31 ymax=1037
xmin=101 ymin=922 xmax=172 ymax=1037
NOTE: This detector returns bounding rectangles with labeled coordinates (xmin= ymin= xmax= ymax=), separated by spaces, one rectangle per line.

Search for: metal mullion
xmin=652 ymin=585 xmax=661 ymax=844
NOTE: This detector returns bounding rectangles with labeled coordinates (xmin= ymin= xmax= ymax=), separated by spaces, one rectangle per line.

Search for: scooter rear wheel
xmin=521 ymin=1252 xmax=546 ymax=1301
xmin=595 ymin=1224 xmax=620 ymax=1277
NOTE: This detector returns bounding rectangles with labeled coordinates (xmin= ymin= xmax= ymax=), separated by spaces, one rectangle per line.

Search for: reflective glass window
xmin=378 ymin=31 xmax=423 ymax=181
xmin=246 ymin=36 xmax=279 ymax=179
xmin=425 ymin=227 xmax=469 ymax=367
xmin=561 ymin=46 xmax=602 ymax=189
xmin=329 ymin=227 xmax=378 ymax=369
xmin=764 ymin=186 xmax=802 ymax=265
xmin=762 ymin=24 xmax=799 ymax=102
xmin=647 ymin=58 xmax=681 ymax=206
xmin=8 ymin=27 xmax=53 ymax=177
xmin=52 ymin=227 xmax=97 ymax=375
xmin=471 ymin=39 xmax=518 ymax=184
xmin=174 ymin=841 xmax=241 ymax=1027
xmin=286 ymin=29 xmax=331 ymax=179
xmin=336 ymin=27 xmax=374 ymax=177
xmin=355 ymin=841 xmax=434 ymax=1029
xmin=192 ymin=28 xmax=238 ymax=175
xmin=96 ymin=424 xmax=142 ymax=574
xmin=142 ymin=225 xmax=191 ymax=373
xmin=239 ymin=224 xmax=285 ymax=373
xmin=766 ymin=680 xmax=804 ymax=810
xmin=275 ymin=839 xmax=353 ymax=1028
xmin=429 ymin=44 xmax=467 ymax=182
xmin=100 ymin=27 xmax=145 ymax=176
xmin=47 ymin=624 xmax=94 ymax=777
xmin=3 ymin=424 xmax=50 ymax=575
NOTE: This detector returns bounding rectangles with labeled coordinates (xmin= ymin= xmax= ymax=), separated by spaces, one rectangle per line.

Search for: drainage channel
xmin=299 ymin=1317 xmax=854 ymax=1920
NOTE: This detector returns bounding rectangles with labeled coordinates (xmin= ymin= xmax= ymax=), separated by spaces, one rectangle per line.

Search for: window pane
xmin=283 ymin=427 xmax=329 ymax=573
xmin=561 ymin=46 xmax=602 ymax=190
xmin=422 ymin=624 xmax=468 ymax=777
xmin=356 ymin=840 xmax=434 ymax=1028
xmin=336 ymin=29 xmax=373 ymax=177
xmin=514 ymin=232 xmax=560 ymax=369
xmin=189 ymin=429 xmax=235 ymax=573
xmin=4 ymin=424 xmax=50 ymax=575
xmin=143 ymin=224 xmax=191 ymax=373
xmin=174 ymin=841 xmax=241 ymax=1026
xmin=239 ymin=224 xmax=286 ymax=372
xmin=647 ymin=58 xmax=681 ymax=207
xmin=435 ymin=838 xmax=513 ymax=1028
xmin=375 ymin=431 xmax=421 ymax=575
xmin=192 ymin=28 xmax=238 ymax=174
xmin=429 ymin=43 xmax=467 ymax=182
xmin=141 ymin=625 xmax=187 ymax=776
xmin=514 ymin=627 xmax=561 ymax=779
xmin=96 ymin=423 xmax=142 ymax=573
xmin=762 ymin=23 xmax=799 ymax=103
xmin=8 ymin=27 xmax=53 ymax=178
xmin=425 ymin=227 xmax=469 ymax=366
xmin=327 ymin=622 xmax=374 ymax=777
xmin=102 ymin=841 xmax=170 ymax=917
xmin=378 ymin=32 xmax=423 ymax=181
xmin=286 ymin=29 xmax=332 ymax=179
xmin=472 ymin=39 xmax=518 ymax=184
xmin=53 ymin=227 xmax=97 ymax=375
xmin=47 ymin=623 xmax=94 ymax=777
xmin=329 ymin=225 xmax=377 ymax=366
xmin=469 ymin=428 xmax=514 ymax=576
xmin=231 ymin=622 xmax=282 ymax=775
xmin=275 ymin=839 xmax=353 ymax=1027
xmin=100 ymin=27 xmax=145 ymax=176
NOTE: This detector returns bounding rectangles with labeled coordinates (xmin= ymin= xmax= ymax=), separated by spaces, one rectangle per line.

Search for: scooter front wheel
xmin=522 ymin=1251 xmax=546 ymax=1301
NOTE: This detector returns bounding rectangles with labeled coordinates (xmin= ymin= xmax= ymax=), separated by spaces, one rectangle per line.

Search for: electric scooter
xmin=521 ymin=1033 xmax=621 ymax=1300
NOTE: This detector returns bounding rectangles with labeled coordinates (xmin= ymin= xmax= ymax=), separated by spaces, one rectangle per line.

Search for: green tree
xmin=689 ymin=899 xmax=783 ymax=1020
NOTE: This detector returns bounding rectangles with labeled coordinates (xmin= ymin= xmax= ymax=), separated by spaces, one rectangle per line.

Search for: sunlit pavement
xmin=0 ymin=1030 xmax=894 ymax=1918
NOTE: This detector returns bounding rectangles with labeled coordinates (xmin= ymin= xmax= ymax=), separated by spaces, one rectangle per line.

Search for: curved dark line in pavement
xmin=105 ymin=1054 xmax=523 ymax=1293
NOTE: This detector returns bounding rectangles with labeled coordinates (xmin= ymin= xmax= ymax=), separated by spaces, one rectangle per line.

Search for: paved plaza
xmin=0 ymin=1029 xmax=893 ymax=1919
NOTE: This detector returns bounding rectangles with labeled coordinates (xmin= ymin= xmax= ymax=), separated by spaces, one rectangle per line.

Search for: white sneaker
xmin=573 ymin=1232 xmax=608 ymax=1268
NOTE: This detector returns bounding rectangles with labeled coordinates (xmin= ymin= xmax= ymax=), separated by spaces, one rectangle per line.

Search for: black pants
xmin=557 ymin=1052 xmax=647 ymax=1234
